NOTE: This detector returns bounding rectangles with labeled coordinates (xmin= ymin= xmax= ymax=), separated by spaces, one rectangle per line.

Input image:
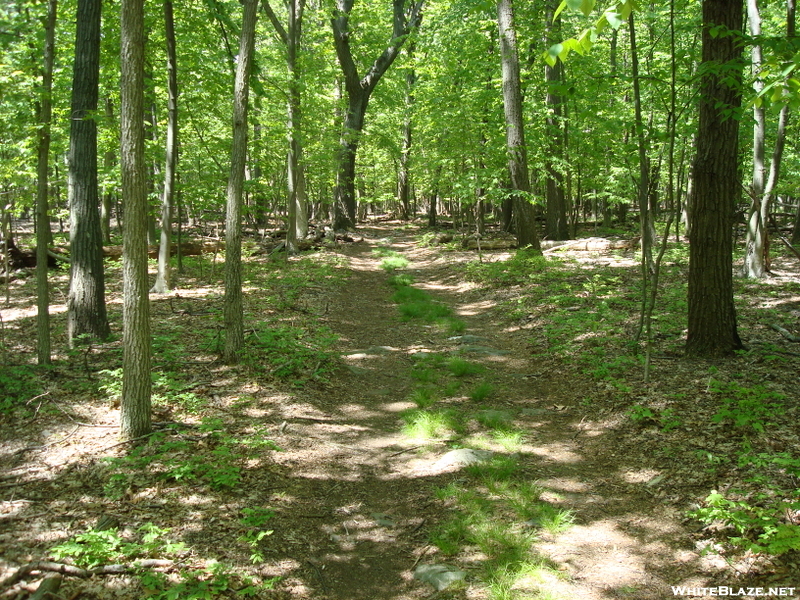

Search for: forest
xmin=1 ymin=0 xmax=800 ymax=598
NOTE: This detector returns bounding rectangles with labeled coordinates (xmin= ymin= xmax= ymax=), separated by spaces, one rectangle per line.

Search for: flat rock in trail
xmin=432 ymin=448 xmax=494 ymax=471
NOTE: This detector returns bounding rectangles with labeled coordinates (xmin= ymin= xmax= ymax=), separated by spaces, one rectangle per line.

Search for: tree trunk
xmin=742 ymin=0 xmax=794 ymax=278
xmin=686 ymin=0 xmax=745 ymax=357
xmin=629 ymin=13 xmax=654 ymax=274
xmin=497 ymin=0 xmax=540 ymax=250
xmin=36 ymin=0 xmax=57 ymax=366
xmin=223 ymin=0 xmax=258 ymax=364
xmin=101 ymin=97 xmax=115 ymax=244
xmin=151 ymin=0 xmax=178 ymax=293
xmin=120 ymin=0 xmax=152 ymax=440
xmin=264 ymin=0 xmax=308 ymax=253
xmin=331 ymin=0 xmax=424 ymax=230
xmin=398 ymin=45 xmax=416 ymax=220
xmin=544 ymin=1 xmax=568 ymax=241
xmin=67 ymin=0 xmax=110 ymax=345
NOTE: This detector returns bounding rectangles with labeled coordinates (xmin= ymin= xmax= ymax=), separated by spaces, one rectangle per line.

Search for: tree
xmin=331 ymin=0 xmax=424 ymax=230
xmin=36 ymin=0 xmax=57 ymax=366
xmin=151 ymin=0 xmax=179 ymax=293
xmin=120 ymin=0 xmax=152 ymax=439
xmin=223 ymin=0 xmax=258 ymax=363
xmin=544 ymin=0 xmax=568 ymax=240
xmin=67 ymin=0 xmax=110 ymax=345
xmin=686 ymin=0 xmax=745 ymax=357
xmin=742 ymin=0 xmax=794 ymax=278
xmin=262 ymin=0 xmax=308 ymax=254
xmin=497 ymin=0 xmax=540 ymax=250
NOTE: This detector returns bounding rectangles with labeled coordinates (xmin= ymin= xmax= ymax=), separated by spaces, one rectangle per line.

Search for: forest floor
xmin=1 ymin=218 xmax=800 ymax=600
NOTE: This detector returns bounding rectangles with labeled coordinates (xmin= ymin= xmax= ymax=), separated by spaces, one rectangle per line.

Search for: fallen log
xmin=102 ymin=241 xmax=224 ymax=260
xmin=463 ymin=235 xmax=517 ymax=250
xmin=542 ymin=237 xmax=640 ymax=253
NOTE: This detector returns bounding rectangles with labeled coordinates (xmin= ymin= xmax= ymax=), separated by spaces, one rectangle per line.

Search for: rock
xmin=434 ymin=448 xmax=493 ymax=470
xmin=447 ymin=334 xmax=488 ymax=344
xmin=370 ymin=512 xmax=396 ymax=527
xmin=414 ymin=563 xmax=467 ymax=591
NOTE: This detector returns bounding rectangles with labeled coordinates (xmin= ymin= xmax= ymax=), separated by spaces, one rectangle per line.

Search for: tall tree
xmin=331 ymin=0 xmax=424 ymax=230
xmin=223 ymin=0 xmax=258 ymax=363
xmin=67 ymin=0 xmax=110 ymax=345
xmin=36 ymin=0 xmax=57 ymax=365
xmin=544 ymin=0 xmax=568 ymax=240
xmin=151 ymin=0 xmax=179 ymax=293
xmin=120 ymin=0 xmax=152 ymax=439
xmin=742 ymin=0 xmax=794 ymax=278
xmin=497 ymin=0 xmax=540 ymax=250
xmin=686 ymin=0 xmax=745 ymax=357
xmin=398 ymin=43 xmax=416 ymax=220
xmin=262 ymin=0 xmax=308 ymax=254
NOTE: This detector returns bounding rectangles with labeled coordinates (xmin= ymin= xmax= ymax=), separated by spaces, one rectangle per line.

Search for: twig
xmin=411 ymin=544 xmax=431 ymax=569
xmin=14 ymin=426 xmax=81 ymax=455
xmin=0 ymin=559 xmax=175 ymax=589
xmin=389 ymin=445 xmax=423 ymax=457
xmin=769 ymin=322 xmax=800 ymax=343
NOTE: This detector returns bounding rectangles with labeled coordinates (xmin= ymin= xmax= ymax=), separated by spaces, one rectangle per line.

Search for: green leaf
xmin=553 ymin=0 xmax=569 ymax=21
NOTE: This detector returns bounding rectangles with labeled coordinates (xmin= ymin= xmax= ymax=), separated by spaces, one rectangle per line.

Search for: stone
xmin=434 ymin=448 xmax=494 ymax=470
xmin=413 ymin=563 xmax=467 ymax=591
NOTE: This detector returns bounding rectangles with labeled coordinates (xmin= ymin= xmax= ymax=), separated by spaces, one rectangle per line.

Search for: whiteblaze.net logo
xmin=671 ymin=587 xmax=797 ymax=597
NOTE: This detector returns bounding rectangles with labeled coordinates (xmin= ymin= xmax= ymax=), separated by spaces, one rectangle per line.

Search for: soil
xmin=1 ymin=219 xmax=799 ymax=600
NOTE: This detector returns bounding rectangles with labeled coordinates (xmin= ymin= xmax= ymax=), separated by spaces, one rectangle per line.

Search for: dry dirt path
xmin=266 ymin=222 xmax=719 ymax=600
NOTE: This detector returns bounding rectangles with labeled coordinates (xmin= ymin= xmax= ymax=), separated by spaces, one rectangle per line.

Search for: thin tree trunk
xmin=223 ymin=0 xmax=258 ymax=364
xmin=151 ymin=0 xmax=178 ymax=293
xmin=629 ymin=13 xmax=654 ymax=275
xmin=497 ymin=0 xmax=540 ymax=250
xmin=36 ymin=0 xmax=57 ymax=366
xmin=120 ymin=0 xmax=152 ymax=439
xmin=67 ymin=0 xmax=110 ymax=345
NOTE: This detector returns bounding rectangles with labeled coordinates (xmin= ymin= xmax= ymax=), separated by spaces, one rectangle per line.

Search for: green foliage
xmin=431 ymin=456 xmax=571 ymax=599
xmin=0 ymin=365 xmax=42 ymax=416
xmin=446 ymin=357 xmax=484 ymax=377
xmin=238 ymin=508 xmax=275 ymax=564
xmin=99 ymin=369 xmax=205 ymax=415
xmin=465 ymin=250 xmax=550 ymax=287
xmin=709 ymin=379 xmax=786 ymax=433
xmin=470 ymin=382 xmax=495 ymax=402
xmin=628 ymin=404 xmax=682 ymax=432
xmin=140 ymin=561 xmax=278 ymax=600
xmin=101 ymin=417 xmax=281 ymax=496
xmin=242 ymin=324 xmax=338 ymax=385
xmin=50 ymin=523 xmax=186 ymax=570
xmin=690 ymin=491 xmax=800 ymax=556
xmin=401 ymin=408 xmax=463 ymax=439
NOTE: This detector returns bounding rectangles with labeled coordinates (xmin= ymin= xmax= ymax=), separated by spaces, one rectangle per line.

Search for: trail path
xmin=265 ymin=223 xmax=716 ymax=600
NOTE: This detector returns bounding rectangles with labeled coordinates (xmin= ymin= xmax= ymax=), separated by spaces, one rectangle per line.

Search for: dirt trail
xmin=268 ymin=222 xmax=716 ymax=600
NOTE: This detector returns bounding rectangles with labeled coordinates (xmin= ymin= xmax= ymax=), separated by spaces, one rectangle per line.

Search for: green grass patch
xmin=402 ymin=408 xmax=463 ymax=440
xmin=447 ymin=357 xmax=484 ymax=377
xmin=470 ymin=382 xmax=495 ymax=402
xmin=430 ymin=456 xmax=572 ymax=600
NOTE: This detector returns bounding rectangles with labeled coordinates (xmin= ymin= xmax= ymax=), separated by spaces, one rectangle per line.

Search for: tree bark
xmin=331 ymin=0 xmax=424 ymax=230
xmin=686 ymin=0 xmax=745 ymax=357
xmin=497 ymin=0 xmax=540 ymax=250
xmin=36 ymin=0 xmax=57 ymax=365
xmin=742 ymin=0 xmax=794 ymax=278
xmin=223 ymin=0 xmax=258 ymax=364
xmin=544 ymin=0 xmax=568 ymax=241
xmin=67 ymin=0 xmax=110 ymax=345
xmin=151 ymin=0 xmax=179 ymax=293
xmin=120 ymin=0 xmax=152 ymax=439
